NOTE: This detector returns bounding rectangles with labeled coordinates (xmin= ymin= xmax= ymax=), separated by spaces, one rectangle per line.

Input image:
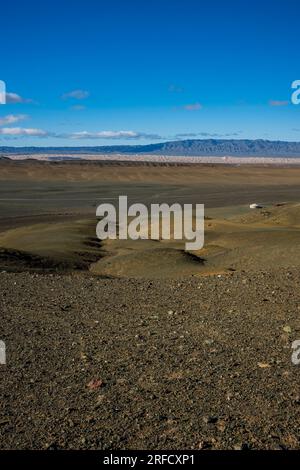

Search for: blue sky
xmin=0 ymin=0 xmax=299 ymax=146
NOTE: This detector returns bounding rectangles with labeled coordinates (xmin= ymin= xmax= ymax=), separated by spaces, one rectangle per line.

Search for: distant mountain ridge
xmin=1 ymin=139 xmax=300 ymax=157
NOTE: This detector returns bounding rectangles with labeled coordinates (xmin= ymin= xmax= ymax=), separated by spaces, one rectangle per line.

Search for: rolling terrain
xmin=1 ymin=160 xmax=300 ymax=278
xmin=1 ymin=159 xmax=300 ymax=449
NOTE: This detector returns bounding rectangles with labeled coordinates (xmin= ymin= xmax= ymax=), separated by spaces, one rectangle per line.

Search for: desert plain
xmin=1 ymin=158 xmax=300 ymax=449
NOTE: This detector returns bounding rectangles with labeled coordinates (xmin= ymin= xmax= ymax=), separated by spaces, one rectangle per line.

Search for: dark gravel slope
xmin=0 ymin=270 xmax=300 ymax=449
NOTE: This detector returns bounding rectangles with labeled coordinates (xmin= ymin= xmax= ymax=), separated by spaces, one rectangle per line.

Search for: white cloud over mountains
xmin=0 ymin=125 xmax=241 ymax=140
xmin=0 ymin=124 xmax=162 ymax=140
xmin=0 ymin=127 xmax=48 ymax=136
xmin=0 ymin=114 xmax=47 ymax=136
xmin=0 ymin=113 xmax=238 ymax=141
xmin=67 ymin=130 xmax=159 ymax=139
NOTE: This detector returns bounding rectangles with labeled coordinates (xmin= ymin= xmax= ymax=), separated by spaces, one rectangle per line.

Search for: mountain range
xmin=1 ymin=139 xmax=300 ymax=157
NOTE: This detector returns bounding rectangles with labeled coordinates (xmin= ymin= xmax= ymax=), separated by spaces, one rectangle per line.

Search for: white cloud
xmin=6 ymin=93 xmax=23 ymax=103
xmin=69 ymin=130 xmax=138 ymax=139
xmin=0 ymin=114 xmax=28 ymax=125
xmin=175 ymin=131 xmax=241 ymax=138
xmin=67 ymin=130 xmax=163 ymax=140
xmin=6 ymin=93 xmax=33 ymax=104
xmin=0 ymin=127 xmax=163 ymax=140
xmin=62 ymin=89 xmax=90 ymax=100
xmin=0 ymin=123 xmax=240 ymax=141
xmin=0 ymin=127 xmax=47 ymax=136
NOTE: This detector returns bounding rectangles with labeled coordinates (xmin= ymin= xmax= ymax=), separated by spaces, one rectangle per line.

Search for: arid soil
xmin=1 ymin=160 xmax=300 ymax=449
xmin=1 ymin=270 xmax=300 ymax=449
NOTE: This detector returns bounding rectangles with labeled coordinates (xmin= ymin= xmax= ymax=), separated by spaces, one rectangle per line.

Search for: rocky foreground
xmin=0 ymin=270 xmax=300 ymax=450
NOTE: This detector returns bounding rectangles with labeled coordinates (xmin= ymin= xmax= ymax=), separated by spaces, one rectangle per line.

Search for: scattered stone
xmin=87 ymin=379 xmax=104 ymax=390
xmin=257 ymin=362 xmax=271 ymax=368
xmin=204 ymin=339 xmax=214 ymax=345
xmin=203 ymin=416 xmax=218 ymax=424
xmin=233 ymin=443 xmax=250 ymax=450
xmin=283 ymin=325 xmax=292 ymax=333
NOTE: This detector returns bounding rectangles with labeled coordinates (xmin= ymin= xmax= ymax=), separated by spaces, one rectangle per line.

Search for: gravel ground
xmin=0 ymin=270 xmax=300 ymax=450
